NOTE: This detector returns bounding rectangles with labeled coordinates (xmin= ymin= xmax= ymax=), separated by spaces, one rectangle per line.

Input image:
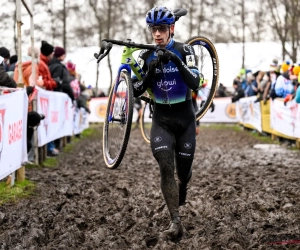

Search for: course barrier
xmin=0 ymin=87 xmax=89 ymax=181
xmin=0 ymin=89 xmax=28 ymax=180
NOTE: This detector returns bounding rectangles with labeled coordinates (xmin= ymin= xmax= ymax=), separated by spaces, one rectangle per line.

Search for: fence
xmin=0 ymin=87 xmax=89 ymax=182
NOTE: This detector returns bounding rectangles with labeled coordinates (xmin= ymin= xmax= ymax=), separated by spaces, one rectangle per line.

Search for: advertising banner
xmin=0 ymin=90 xmax=28 ymax=180
xmin=37 ymin=87 xmax=74 ymax=146
xmin=236 ymin=96 xmax=262 ymax=132
xmin=270 ymin=99 xmax=300 ymax=138
xmin=199 ymin=97 xmax=238 ymax=123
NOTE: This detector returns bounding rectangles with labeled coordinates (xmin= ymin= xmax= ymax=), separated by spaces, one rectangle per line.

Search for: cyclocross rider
xmin=132 ymin=6 xmax=202 ymax=240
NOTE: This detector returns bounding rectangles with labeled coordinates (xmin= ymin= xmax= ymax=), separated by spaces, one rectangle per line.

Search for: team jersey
xmin=136 ymin=39 xmax=200 ymax=104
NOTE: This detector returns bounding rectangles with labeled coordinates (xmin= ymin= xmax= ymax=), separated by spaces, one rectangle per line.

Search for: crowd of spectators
xmin=230 ymin=59 xmax=300 ymax=105
xmin=0 ymin=42 xmax=99 ymax=160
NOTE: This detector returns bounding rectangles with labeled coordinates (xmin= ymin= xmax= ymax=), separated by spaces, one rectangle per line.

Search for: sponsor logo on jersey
xmin=138 ymin=57 xmax=144 ymax=68
xmin=156 ymin=66 xmax=179 ymax=74
xmin=183 ymin=44 xmax=194 ymax=54
xmin=186 ymin=55 xmax=195 ymax=67
xmin=157 ymin=79 xmax=177 ymax=91
xmin=154 ymin=136 xmax=162 ymax=143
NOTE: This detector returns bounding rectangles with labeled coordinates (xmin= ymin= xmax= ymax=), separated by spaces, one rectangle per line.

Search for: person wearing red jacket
xmin=39 ymin=41 xmax=57 ymax=91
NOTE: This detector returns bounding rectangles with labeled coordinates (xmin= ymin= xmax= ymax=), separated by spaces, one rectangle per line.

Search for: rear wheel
xmin=103 ymin=71 xmax=134 ymax=169
xmin=185 ymin=36 xmax=219 ymax=121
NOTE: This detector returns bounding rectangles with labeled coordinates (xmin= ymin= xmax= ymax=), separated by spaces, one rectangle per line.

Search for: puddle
xmin=253 ymin=144 xmax=288 ymax=152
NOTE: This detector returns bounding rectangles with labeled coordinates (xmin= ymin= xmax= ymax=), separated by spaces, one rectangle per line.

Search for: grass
xmin=0 ymin=179 xmax=36 ymax=205
xmin=202 ymin=123 xmax=278 ymax=144
xmin=201 ymin=123 xmax=243 ymax=132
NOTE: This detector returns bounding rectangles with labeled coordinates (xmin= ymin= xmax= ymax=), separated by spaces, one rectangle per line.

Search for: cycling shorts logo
xmin=186 ymin=55 xmax=195 ymax=67
xmin=184 ymin=142 xmax=192 ymax=149
xmin=138 ymin=58 xmax=144 ymax=68
xmin=154 ymin=136 xmax=162 ymax=143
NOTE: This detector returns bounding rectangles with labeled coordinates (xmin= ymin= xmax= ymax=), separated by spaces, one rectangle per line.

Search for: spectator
xmin=98 ymin=89 xmax=106 ymax=97
xmin=274 ymin=66 xmax=296 ymax=98
xmin=216 ymin=83 xmax=227 ymax=97
xmin=244 ymin=72 xmax=258 ymax=97
xmin=232 ymin=79 xmax=244 ymax=102
xmin=8 ymin=55 xmax=17 ymax=71
xmin=0 ymin=47 xmax=10 ymax=72
xmin=266 ymin=62 xmax=281 ymax=100
xmin=77 ymin=89 xmax=91 ymax=114
xmin=0 ymin=47 xmax=16 ymax=88
xmin=39 ymin=41 xmax=57 ymax=91
xmin=13 ymin=47 xmax=44 ymax=88
xmin=48 ymin=46 xmax=75 ymax=101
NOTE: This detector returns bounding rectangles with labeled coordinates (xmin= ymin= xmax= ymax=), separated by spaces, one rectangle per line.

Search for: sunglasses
xmin=148 ymin=25 xmax=170 ymax=33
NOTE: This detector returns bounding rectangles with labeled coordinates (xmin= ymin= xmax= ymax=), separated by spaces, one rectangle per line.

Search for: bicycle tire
xmin=103 ymin=71 xmax=134 ymax=169
xmin=185 ymin=36 xmax=219 ymax=121
xmin=140 ymin=101 xmax=151 ymax=144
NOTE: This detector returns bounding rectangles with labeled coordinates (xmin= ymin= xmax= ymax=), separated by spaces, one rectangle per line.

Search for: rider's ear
xmin=170 ymin=24 xmax=175 ymax=37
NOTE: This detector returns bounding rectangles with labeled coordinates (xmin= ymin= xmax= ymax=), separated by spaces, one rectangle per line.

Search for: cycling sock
xmin=154 ymin=150 xmax=179 ymax=221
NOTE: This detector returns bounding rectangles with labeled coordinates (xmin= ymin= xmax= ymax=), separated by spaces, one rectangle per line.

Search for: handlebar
xmin=94 ymin=39 xmax=159 ymax=64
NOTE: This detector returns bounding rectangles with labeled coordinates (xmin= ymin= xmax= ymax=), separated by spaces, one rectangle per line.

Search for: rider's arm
xmin=132 ymin=51 xmax=157 ymax=97
xmin=159 ymin=45 xmax=200 ymax=91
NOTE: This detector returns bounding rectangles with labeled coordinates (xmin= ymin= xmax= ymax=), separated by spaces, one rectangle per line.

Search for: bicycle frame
xmin=108 ymin=46 xmax=145 ymax=123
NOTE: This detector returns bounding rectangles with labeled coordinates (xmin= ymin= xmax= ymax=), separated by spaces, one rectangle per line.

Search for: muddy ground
xmin=1 ymin=125 xmax=300 ymax=250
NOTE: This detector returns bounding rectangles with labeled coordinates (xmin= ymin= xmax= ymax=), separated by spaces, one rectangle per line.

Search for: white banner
xmin=74 ymin=107 xmax=89 ymax=134
xmin=199 ymin=97 xmax=238 ymax=123
xmin=0 ymin=89 xmax=28 ymax=180
xmin=88 ymin=97 xmax=108 ymax=123
xmin=88 ymin=97 xmax=141 ymax=123
xmin=236 ymin=96 xmax=262 ymax=132
xmin=37 ymin=87 xmax=74 ymax=146
xmin=270 ymin=99 xmax=300 ymax=138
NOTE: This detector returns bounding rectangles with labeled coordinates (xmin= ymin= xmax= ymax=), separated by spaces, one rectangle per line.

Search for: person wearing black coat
xmin=0 ymin=59 xmax=16 ymax=88
xmin=232 ymin=80 xmax=245 ymax=103
xmin=48 ymin=47 xmax=74 ymax=101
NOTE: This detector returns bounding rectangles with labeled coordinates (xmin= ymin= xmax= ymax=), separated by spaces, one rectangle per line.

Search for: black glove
xmin=156 ymin=49 xmax=178 ymax=65
xmin=147 ymin=59 xmax=158 ymax=75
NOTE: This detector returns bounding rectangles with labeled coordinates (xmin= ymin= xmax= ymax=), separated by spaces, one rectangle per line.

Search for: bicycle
xmin=95 ymin=9 xmax=219 ymax=168
xmin=139 ymin=36 xmax=219 ymax=144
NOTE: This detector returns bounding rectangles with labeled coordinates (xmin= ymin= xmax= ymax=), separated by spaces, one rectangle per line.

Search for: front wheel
xmin=103 ymin=71 xmax=134 ymax=169
xmin=185 ymin=36 xmax=219 ymax=121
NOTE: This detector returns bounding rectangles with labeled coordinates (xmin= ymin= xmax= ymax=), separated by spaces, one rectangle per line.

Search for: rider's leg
xmin=175 ymin=121 xmax=196 ymax=206
xmin=175 ymin=156 xmax=193 ymax=206
xmin=153 ymin=150 xmax=183 ymax=239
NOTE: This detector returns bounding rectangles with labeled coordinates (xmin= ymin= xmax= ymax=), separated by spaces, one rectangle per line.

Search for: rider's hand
xmin=148 ymin=59 xmax=158 ymax=75
xmin=157 ymin=49 xmax=178 ymax=64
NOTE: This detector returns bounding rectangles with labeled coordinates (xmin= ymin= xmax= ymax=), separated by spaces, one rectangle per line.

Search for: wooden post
xmin=16 ymin=166 xmax=25 ymax=182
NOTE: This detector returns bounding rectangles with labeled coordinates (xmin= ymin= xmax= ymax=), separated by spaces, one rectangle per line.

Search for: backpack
xmin=70 ymin=79 xmax=81 ymax=99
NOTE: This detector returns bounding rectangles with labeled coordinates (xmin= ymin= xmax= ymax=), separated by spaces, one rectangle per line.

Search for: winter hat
xmin=281 ymin=60 xmax=291 ymax=73
xmin=54 ymin=46 xmax=66 ymax=58
xmin=0 ymin=47 xmax=10 ymax=59
xmin=40 ymin=40 xmax=54 ymax=56
xmin=292 ymin=63 xmax=300 ymax=76
xmin=9 ymin=55 xmax=18 ymax=64
xmin=27 ymin=47 xmax=39 ymax=59
xmin=66 ymin=60 xmax=76 ymax=75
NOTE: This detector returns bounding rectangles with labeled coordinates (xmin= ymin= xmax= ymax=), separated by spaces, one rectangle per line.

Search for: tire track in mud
xmin=0 ymin=125 xmax=300 ymax=249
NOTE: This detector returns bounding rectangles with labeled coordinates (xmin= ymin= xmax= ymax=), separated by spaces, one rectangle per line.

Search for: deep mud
xmin=1 ymin=125 xmax=300 ymax=250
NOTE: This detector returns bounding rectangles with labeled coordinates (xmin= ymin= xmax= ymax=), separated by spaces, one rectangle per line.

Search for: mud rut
xmin=1 ymin=125 xmax=300 ymax=250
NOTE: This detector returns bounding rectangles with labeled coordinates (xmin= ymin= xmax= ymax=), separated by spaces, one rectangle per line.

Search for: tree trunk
xmin=63 ymin=0 xmax=67 ymax=49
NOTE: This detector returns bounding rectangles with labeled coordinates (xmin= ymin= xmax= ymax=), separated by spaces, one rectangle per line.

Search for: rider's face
xmin=149 ymin=24 xmax=174 ymax=47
